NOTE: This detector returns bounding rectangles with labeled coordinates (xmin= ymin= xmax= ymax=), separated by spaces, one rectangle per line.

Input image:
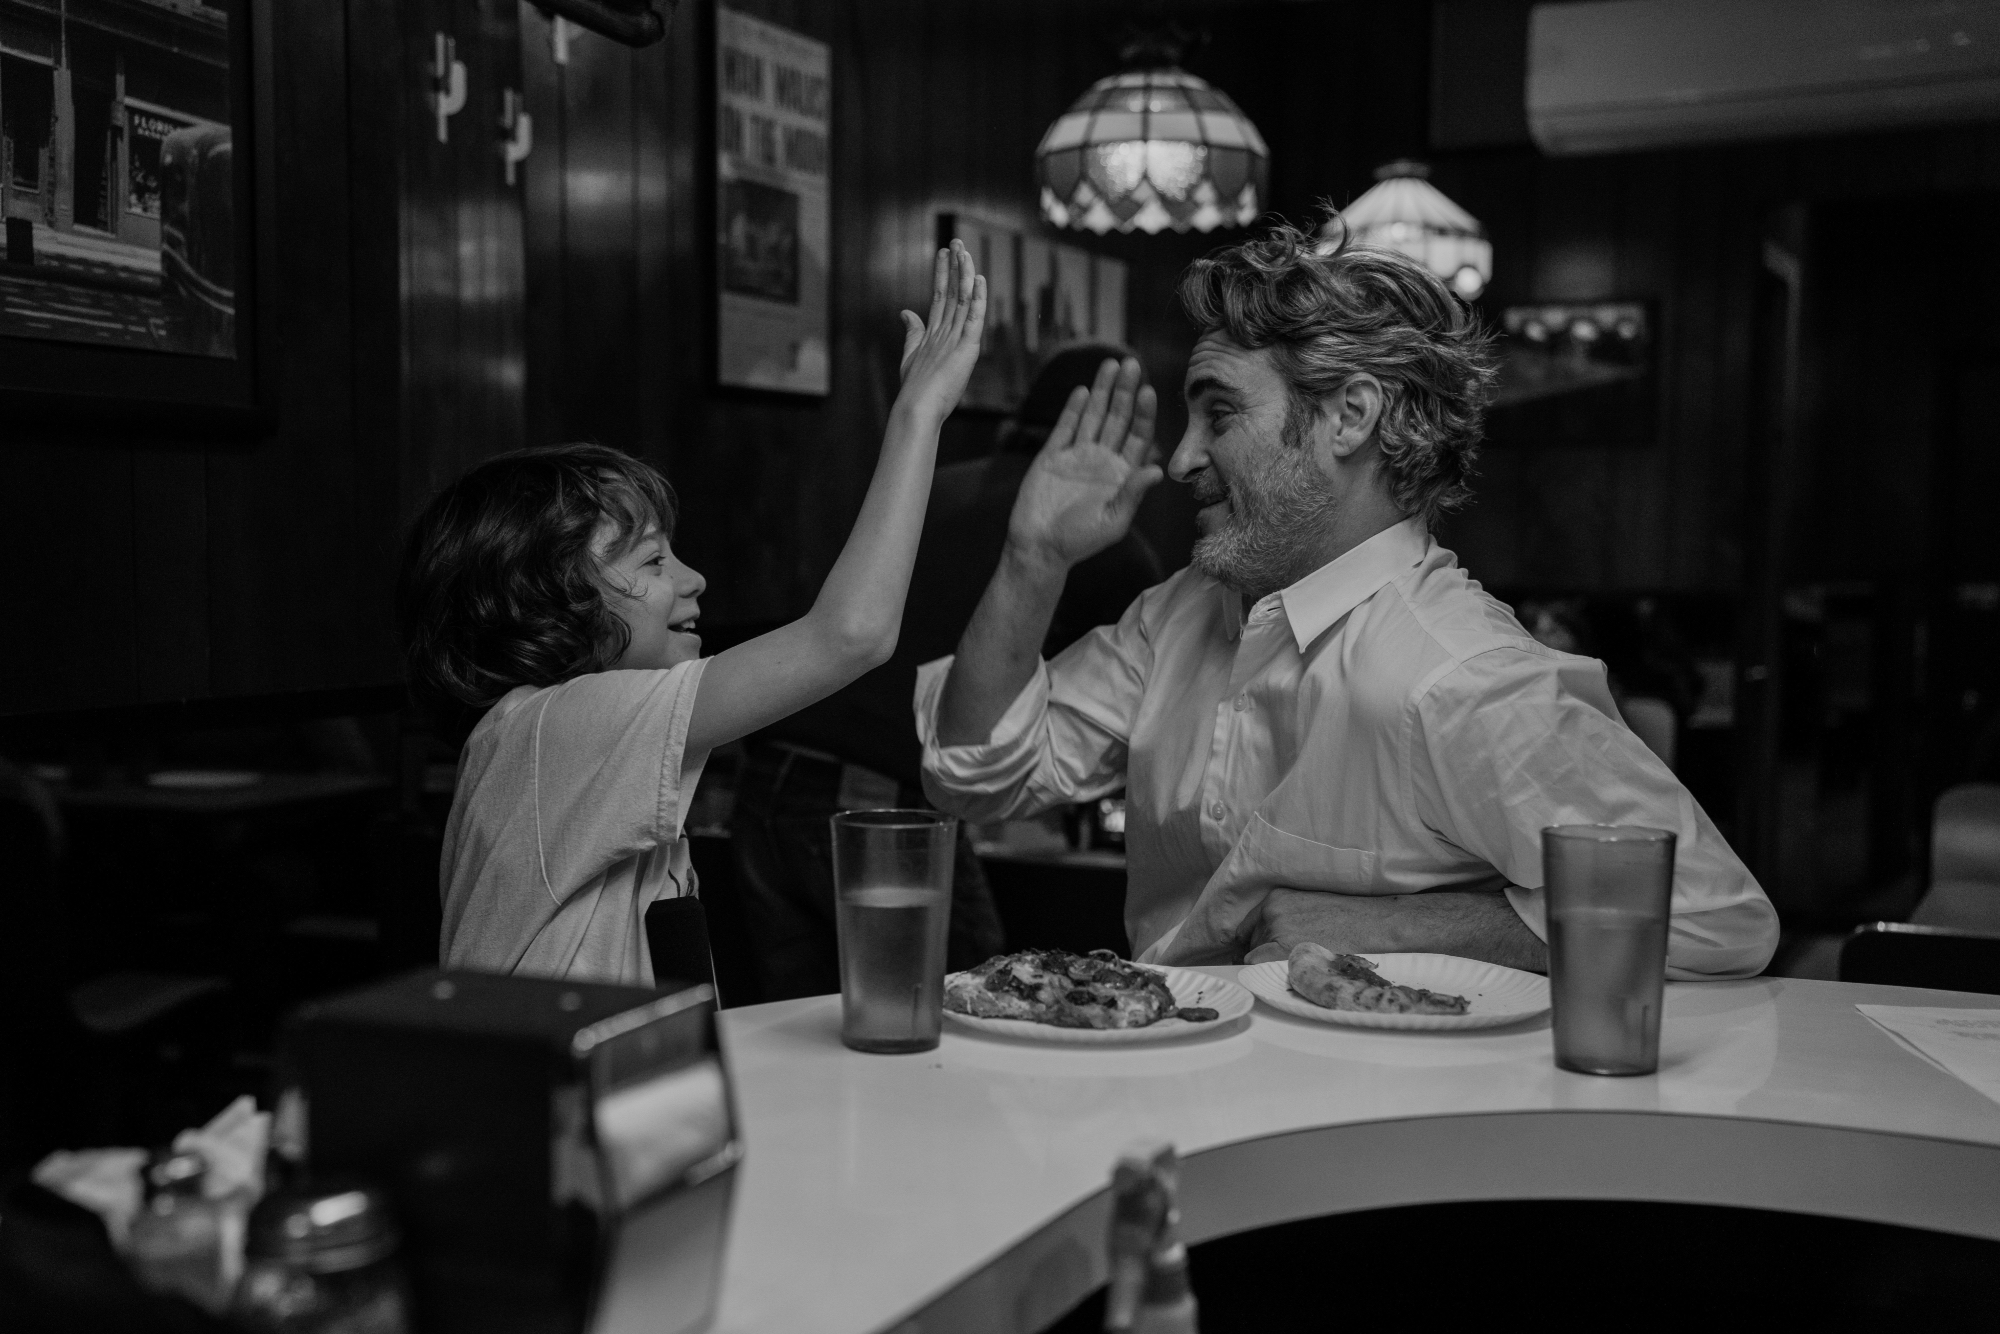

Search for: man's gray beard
xmin=1188 ymin=445 xmax=1338 ymax=600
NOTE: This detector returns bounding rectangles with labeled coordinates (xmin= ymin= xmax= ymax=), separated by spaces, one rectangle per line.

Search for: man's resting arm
xmin=1245 ymin=887 xmax=1549 ymax=973
xmin=1414 ymin=648 xmax=1778 ymax=980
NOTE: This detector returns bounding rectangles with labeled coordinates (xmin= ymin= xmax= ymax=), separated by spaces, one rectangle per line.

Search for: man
xmin=731 ymin=345 xmax=1165 ymax=999
xmin=916 ymin=221 xmax=1776 ymax=977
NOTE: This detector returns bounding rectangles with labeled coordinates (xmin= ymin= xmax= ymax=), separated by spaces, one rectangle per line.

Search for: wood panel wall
xmin=1425 ymin=88 xmax=2000 ymax=599
xmin=8 ymin=0 xmax=2000 ymax=720
xmin=515 ymin=0 xmax=1219 ymax=631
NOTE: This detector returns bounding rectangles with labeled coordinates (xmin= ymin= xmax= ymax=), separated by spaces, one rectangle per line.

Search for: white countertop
xmin=630 ymin=971 xmax=2000 ymax=1334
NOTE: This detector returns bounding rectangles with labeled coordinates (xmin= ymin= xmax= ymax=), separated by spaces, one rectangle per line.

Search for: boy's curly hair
xmin=1177 ymin=213 xmax=1498 ymax=527
xmin=396 ymin=443 xmax=677 ymax=712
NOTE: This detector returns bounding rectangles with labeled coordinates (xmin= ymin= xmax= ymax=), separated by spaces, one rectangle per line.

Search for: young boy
xmin=397 ymin=243 xmax=987 ymax=984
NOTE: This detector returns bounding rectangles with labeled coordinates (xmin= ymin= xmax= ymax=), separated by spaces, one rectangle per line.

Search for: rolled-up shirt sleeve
xmin=916 ymin=600 xmax=1152 ymax=821
xmin=1410 ymin=646 xmax=1779 ymax=980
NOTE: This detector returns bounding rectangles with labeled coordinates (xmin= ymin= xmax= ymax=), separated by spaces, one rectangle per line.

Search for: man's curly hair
xmin=396 ymin=443 xmax=677 ymax=713
xmin=1177 ymin=214 xmax=1498 ymax=527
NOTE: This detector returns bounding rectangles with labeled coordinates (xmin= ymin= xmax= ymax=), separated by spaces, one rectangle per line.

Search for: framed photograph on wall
xmin=715 ymin=6 xmax=829 ymax=396
xmin=0 ymin=0 xmax=273 ymax=430
xmin=937 ymin=212 xmax=1128 ymax=413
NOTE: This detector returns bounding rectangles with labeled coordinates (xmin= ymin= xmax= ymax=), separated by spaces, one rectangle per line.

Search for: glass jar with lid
xmin=231 ymin=1179 xmax=409 ymax=1334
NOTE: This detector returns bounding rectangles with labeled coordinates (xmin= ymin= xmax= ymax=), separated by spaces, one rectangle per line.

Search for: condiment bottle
xmin=1103 ymin=1140 xmax=1200 ymax=1334
xmin=231 ymin=1180 xmax=409 ymax=1334
xmin=128 ymin=1149 xmax=234 ymax=1314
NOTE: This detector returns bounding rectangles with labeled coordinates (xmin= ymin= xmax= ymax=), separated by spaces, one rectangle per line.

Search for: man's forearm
xmin=935 ymin=544 xmax=1069 ymax=746
xmin=1378 ymin=890 xmax=1548 ymax=973
xmin=1249 ymin=888 xmax=1549 ymax=974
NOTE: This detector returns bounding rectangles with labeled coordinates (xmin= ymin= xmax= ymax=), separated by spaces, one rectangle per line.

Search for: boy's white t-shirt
xmin=439 ymin=660 xmax=709 ymax=985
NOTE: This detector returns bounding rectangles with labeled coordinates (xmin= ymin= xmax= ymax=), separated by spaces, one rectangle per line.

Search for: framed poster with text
xmin=715 ymin=7 xmax=829 ymax=395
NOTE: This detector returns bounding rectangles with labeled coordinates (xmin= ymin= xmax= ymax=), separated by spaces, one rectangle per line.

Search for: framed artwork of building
xmin=0 ymin=0 xmax=271 ymax=429
xmin=715 ymin=6 xmax=829 ymax=396
xmin=936 ymin=213 xmax=1128 ymax=413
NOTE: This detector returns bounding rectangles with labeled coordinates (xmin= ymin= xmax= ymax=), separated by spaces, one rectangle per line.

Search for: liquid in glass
xmin=836 ymin=886 xmax=950 ymax=1053
xmin=1549 ymin=906 xmax=1669 ymax=1075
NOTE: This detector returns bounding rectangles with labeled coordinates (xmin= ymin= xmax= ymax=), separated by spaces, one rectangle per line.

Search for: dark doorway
xmin=70 ymin=80 xmax=114 ymax=232
xmin=1745 ymin=195 xmax=2000 ymax=928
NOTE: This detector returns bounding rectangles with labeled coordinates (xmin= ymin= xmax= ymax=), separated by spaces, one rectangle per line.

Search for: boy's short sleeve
xmin=439 ymin=659 xmax=712 ymax=982
xmin=522 ymin=660 xmax=710 ymax=896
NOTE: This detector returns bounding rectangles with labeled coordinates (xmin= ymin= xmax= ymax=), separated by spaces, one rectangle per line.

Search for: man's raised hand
xmin=1005 ymin=356 xmax=1164 ymax=572
xmin=895 ymin=240 xmax=988 ymax=425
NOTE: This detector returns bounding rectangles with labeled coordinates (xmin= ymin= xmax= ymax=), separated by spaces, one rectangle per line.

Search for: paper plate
xmin=942 ymin=966 xmax=1253 ymax=1044
xmin=1240 ymin=953 xmax=1550 ymax=1031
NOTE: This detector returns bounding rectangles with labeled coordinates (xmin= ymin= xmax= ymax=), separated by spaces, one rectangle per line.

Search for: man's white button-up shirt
xmin=915 ymin=518 xmax=1778 ymax=978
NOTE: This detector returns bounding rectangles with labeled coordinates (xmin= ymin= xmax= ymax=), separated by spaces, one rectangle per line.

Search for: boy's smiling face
xmin=595 ymin=520 xmax=706 ymax=669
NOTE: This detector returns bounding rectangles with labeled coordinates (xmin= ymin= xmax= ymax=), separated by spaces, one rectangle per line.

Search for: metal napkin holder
xmin=284 ymin=968 xmax=739 ymax=1334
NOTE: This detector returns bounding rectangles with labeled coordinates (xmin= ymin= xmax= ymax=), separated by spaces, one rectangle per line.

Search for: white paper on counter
xmin=594 ymin=1058 xmax=731 ymax=1212
xmin=1856 ymin=1005 xmax=2000 ymax=1107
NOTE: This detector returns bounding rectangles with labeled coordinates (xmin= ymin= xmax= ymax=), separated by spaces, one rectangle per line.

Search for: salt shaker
xmin=128 ymin=1150 xmax=234 ymax=1314
xmin=231 ymin=1180 xmax=409 ymax=1334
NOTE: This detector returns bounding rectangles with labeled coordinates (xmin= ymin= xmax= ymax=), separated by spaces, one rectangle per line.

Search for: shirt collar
xmin=1221 ymin=586 xmax=1245 ymax=642
xmin=1276 ymin=517 xmax=1430 ymax=653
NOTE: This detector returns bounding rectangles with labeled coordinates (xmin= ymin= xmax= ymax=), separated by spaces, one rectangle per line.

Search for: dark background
xmin=2 ymin=0 xmax=1998 ymax=932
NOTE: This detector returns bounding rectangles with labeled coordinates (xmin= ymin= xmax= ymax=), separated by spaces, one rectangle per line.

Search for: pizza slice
xmin=945 ymin=949 xmax=1213 ymax=1028
xmin=1286 ymin=942 xmax=1471 ymax=1015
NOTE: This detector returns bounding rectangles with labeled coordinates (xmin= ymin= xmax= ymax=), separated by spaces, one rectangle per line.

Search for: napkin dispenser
xmin=281 ymin=969 xmax=739 ymax=1334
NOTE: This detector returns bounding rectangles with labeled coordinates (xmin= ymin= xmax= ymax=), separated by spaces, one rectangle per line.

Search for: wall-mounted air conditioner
xmin=1528 ymin=0 xmax=2000 ymax=155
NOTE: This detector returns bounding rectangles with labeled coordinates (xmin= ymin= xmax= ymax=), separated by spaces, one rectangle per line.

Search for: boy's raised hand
xmin=1005 ymin=356 xmax=1162 ymax=571
xmin=896 ymin=240 xmax=988 ymax=423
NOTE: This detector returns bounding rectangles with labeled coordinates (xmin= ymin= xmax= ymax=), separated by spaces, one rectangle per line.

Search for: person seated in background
xmin=395 ymin=243 xmax=987 ymax=985
xmin=1519 ymin=597 xmax=1690 ymax=770
xmin=919 ymin=217 xmax=1778 ymax=979
xmin=730 ymin=343 xmax=1167 ymax=1000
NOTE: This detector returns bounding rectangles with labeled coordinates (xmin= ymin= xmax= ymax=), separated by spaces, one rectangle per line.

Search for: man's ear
xmin=1326 ymin=374 xmax=1384 ymax=459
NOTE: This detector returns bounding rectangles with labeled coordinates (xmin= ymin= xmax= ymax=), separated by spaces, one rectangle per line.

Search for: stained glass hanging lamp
xmin=1330 ymin=160 xmax=1492 ymax=300
xmin=1036 ymin=42 xmax=1270 ymax=235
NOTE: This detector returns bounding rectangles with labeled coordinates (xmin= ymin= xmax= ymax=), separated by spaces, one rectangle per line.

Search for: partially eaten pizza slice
xmin=945 ymin=949 xmax=1218 ymax=1029
xmin=1286 ymin=942 xmax=1471 ymax=1015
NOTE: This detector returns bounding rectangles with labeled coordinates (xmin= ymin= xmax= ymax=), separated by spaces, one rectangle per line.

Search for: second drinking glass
xmin=1543 ymin=824 xmax=1677 ymax=1076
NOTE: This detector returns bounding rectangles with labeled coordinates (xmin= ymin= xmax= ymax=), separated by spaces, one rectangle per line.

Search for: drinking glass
xmin=1543 ymin=824 xmax=1676 ymax=1076
xmin=831 ymin=809 xmax=956 ymax=1053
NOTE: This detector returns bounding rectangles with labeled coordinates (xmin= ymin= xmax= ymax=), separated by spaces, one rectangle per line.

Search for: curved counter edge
xmin=894 ymin=1110 xmax=2000 ymax=1334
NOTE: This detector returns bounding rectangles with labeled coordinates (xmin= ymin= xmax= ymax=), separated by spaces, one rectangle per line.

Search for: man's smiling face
xmin=1170 ymin=332 xmax=1338 ymax=600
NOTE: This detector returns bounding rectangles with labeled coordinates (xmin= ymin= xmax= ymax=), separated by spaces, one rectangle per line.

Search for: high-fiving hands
xmin=1006 ymin=357 xmax=1163 ymax=572
xmin=895 ymin=240 xmax=988 ymax=425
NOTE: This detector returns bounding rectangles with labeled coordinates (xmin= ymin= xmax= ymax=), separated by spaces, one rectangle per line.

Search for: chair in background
xmin=1910 ymin=783 xmax=2000 ymax=933
xmin=1838 ymin=922 xmax=2000 ymax=995
xmin=372 ymin=808 xmax=447 ymax=974
xmin=0 ymin=762 xmax=229 ymax=1161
